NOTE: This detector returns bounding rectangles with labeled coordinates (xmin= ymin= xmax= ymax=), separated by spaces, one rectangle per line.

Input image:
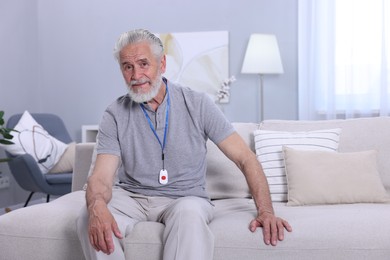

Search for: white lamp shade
xmin=241 ymin=34 xmax=284 ymax=74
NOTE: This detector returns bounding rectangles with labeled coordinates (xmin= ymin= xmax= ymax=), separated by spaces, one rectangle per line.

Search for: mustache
xmin=128 ymin=78 xmax=150 ymax=87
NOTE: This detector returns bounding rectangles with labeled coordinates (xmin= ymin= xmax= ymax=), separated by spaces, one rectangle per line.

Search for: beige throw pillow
xmin=282 ymin=147 xmax=390 ymax=206
xmin=49 ymin=142 xmax=76 ymax=173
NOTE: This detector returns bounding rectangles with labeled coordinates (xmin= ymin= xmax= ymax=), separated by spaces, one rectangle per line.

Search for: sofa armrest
xmin=72 ymin=143 xmax=96 ymax=192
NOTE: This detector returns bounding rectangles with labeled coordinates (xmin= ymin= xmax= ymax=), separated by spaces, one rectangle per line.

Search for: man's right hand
xmin=88 ymin=200 xmax=123 ymax=255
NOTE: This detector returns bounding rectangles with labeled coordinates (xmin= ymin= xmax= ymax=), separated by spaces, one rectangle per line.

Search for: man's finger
xmin=277 ymin=222 xmax=285 ymax=241
xmin=283 ymin=219 xmax=293 ymax=232
xmin=249 ymin=219 xmax=260 ymax=232
xmin=112 ymin=221 xmax=123 ymax=239
xmin=261 ymin=219 xmax=271 ymax=245
xmin=89 ymin=233 xmax=100 ymax=252
xmin=104 ymin=228 xmax=115 ymax=254
xmin=97 ymin=229 xmax=108 ymax=254
xmin=270 ymin=219 xmax=278 ymax=246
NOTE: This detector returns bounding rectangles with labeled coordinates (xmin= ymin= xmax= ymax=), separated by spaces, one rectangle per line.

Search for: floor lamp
xmin=241 ymin=34 xmax=284 ymax=122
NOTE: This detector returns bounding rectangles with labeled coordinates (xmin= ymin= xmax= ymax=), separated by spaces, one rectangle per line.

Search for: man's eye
xmin=124 ymin=65 xmax=132 ymax=71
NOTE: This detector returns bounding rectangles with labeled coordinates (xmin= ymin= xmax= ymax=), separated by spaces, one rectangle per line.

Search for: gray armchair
xmin=5 ymin=113 xmax=73 ymax=206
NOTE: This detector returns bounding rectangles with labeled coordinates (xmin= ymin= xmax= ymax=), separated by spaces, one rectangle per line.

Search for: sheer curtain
xmin=298 ymin=0 xmax=390 ymax=120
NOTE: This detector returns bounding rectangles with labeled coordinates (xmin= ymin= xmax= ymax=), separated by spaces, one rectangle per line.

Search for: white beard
xmin=127 ymin=75 xmax=163 ymax=103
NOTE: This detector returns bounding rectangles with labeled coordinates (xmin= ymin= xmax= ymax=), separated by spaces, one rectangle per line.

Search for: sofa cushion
xmin=124 ymin=199 xmax=390 ymax=260
xmin=211 ymin=200 xmax=390 ymax=260
xmin=0 ymin=191 xmax=86 ymax=260
xmin=283 ymin=147 xmax=390 ymax=206
xmin=253 ymin=128 xmax=341 ymax=202
xmin=72 ymin=143 xmax=96 ymax=192
xmin=206 ymin=122 xmax=258 ymax=199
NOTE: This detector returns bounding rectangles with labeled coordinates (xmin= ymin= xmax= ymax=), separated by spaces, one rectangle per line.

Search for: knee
xmin=168 ymin=197 xmax=213 ymax=223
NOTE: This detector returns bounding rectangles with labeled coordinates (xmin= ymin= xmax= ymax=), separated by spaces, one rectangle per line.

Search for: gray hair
xmin=113 ymin=29 xmax=164 ymax=61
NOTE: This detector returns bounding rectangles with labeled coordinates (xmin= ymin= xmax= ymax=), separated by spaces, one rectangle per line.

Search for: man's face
xmin=119 ymin=42 xmax=166 ymax=103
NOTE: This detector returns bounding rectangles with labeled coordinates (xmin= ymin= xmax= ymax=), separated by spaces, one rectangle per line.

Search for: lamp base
xmin=258 ymin=74 xmax=264 ymax=122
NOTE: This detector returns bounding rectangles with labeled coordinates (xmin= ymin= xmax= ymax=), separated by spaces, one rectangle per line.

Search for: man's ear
xmin=160 ymin=55 xmax=167 ymax=74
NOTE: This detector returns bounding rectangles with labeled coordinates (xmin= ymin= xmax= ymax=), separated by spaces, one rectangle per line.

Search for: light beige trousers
xmin=76 ymin=187 xmax=214 ymax=260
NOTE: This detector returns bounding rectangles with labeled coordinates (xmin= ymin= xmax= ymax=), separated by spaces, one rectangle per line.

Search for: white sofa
xmin=1 ymin=118 xmax=390 ymax=260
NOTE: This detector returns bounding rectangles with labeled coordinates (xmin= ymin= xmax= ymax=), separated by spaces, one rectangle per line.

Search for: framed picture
xmin=156 ymin=31 xmax=231 ymax=103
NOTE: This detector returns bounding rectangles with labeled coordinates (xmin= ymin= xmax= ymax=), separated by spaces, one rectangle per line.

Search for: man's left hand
xmin=249 ymin=211 xmax=292 ymax=246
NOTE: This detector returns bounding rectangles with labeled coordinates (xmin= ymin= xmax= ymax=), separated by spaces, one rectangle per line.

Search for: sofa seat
xmin=126 ymin=198 xmax=390 ymax=260
xmin=1 ymin=192 xmax=389 ymax=260
xmin=0 ymin=191 xmax=86 ymax=260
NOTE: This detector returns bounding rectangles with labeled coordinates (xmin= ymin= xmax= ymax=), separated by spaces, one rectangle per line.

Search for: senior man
xmin=77 ymin=29 xmax=292 ymax=260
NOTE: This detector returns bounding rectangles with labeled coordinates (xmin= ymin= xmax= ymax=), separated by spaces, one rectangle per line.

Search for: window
xmin=299 ymin=0 xmax=390 ymax=119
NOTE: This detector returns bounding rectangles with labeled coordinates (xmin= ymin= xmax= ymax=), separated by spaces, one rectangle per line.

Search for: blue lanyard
xmin=140 ymin=83 xmax=170 ymax=163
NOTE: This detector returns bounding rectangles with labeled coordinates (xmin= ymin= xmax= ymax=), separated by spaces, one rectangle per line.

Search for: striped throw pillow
xmin=253 ymin=128 xmax=341 ymax=202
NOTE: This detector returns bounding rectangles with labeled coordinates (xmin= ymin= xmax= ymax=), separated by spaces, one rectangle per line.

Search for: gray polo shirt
xmin=97 ymin=79 xmax=234 ymax=199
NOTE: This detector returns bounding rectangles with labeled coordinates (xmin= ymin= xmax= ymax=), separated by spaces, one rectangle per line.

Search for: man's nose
xmin=132 ymin=67 xmax=143 ymax=80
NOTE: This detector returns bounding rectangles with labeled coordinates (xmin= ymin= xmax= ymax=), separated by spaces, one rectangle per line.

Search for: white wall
xmin=36 ymin=0 xmax=298 ymax=140
xmin=0 ymin=0 xmax=42 ymax=207
xmin=0 ymin=0 xmax=298 ymax=207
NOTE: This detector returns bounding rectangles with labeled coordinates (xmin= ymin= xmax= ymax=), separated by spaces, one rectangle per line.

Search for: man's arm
xmin=217 ymin=132 xmax=292 ymax=246
xmin=86 ymin=154 xmax=122 ymax=255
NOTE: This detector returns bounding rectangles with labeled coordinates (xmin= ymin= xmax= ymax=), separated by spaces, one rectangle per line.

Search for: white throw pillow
xmin=253 ymin=128 xmax=341 ymax=202
xmin=4 ymin=111 xmax=68 ymax=174
xmin=282 ymin=147 xmax=390 ymax=206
